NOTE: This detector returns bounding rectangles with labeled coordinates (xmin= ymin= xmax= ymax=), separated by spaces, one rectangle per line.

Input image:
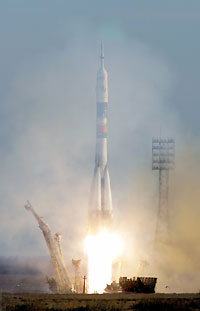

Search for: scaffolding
xmin=72 ymin=259 xmax=83 ymax=293
xmin=152 ymin=138 xmax=175 ymax=241
xmin=25 ymin=201 xmax=72 ymax=293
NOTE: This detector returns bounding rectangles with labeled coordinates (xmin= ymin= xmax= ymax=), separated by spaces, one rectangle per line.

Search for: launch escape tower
xmin=152 ymin=138 xmax=175 ymax=241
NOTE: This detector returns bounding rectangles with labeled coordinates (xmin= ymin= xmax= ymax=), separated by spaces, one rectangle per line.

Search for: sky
xmin=0 ymin=0 xmax=200 ymax=292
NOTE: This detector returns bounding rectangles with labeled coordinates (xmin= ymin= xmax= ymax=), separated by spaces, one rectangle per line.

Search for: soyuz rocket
xmin=88 ymin=44 xmax=113 ymax=233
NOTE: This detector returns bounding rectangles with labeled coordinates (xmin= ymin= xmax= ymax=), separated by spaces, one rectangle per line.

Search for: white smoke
xmin=0 ymin=9 xmax=199 ymax=293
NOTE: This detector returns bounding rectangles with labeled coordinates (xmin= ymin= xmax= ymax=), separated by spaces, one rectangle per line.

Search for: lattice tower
xmin=152 ymin=138 xmax=175 ymax=241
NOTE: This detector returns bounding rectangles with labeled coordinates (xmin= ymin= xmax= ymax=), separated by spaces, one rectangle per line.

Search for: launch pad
xmin=23 ymin=46 xmax=159 ymax=295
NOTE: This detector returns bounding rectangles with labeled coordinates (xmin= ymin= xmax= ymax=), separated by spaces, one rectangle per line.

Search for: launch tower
xmin=24 ymin=201 xmax=72 ymax=293
xmin=152 ymin=137 xmax=175 ymax=241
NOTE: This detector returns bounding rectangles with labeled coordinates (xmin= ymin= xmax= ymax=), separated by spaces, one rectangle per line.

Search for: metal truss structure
xmin=152 ymin=138 xmax=175 ymax=241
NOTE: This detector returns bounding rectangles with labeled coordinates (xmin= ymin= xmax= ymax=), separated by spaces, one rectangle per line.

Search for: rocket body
xmin=89 ymin=45 xmax=113 ymax=233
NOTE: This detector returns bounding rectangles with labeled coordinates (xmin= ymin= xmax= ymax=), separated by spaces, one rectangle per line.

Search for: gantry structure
xmin=24 ymin=201 xmax=72 ymax=293
xmin=152 ymin=138 xmax=175 ymax=241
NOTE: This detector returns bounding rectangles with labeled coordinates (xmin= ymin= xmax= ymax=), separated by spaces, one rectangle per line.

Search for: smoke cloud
xmin=0 ymin=2 xmax=200 ymax=293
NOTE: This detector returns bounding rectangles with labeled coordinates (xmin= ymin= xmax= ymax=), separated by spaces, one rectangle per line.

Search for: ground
xmin=2 ymin=293 xmax=200 ymax=311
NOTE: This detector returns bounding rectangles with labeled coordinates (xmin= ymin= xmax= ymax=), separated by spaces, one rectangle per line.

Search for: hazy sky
xmin=0 ymin=0 xmax=200 ymax=292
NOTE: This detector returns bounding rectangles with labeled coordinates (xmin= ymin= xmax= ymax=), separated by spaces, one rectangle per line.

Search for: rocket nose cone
xmin=101 ymin=42 xmax=104 ymax=59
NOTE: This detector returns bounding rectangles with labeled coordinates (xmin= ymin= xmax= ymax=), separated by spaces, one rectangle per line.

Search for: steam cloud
xmin=0 ymin=7 xmax=199 ymax=293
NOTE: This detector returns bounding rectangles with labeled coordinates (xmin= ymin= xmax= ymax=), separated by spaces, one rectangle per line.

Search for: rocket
xmin=88 ymin=44 xmax=113 ymax=232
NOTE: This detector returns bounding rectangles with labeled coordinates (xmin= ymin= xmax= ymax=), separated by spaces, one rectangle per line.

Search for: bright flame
xmin=85 ymin=230 xmax=122 ymax=293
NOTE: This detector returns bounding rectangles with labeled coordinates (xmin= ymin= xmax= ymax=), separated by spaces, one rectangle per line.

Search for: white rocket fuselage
xmin=89 ymin=46 xmax=113 ymax=232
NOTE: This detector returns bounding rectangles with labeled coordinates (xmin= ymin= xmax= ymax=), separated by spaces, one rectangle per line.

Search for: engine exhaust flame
xmin=85 ymin=230 xmax=122 ymax=293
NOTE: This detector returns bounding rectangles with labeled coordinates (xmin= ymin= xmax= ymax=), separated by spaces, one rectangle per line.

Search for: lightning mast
xmin=152 ymin=138 xmax=175 ymax=241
